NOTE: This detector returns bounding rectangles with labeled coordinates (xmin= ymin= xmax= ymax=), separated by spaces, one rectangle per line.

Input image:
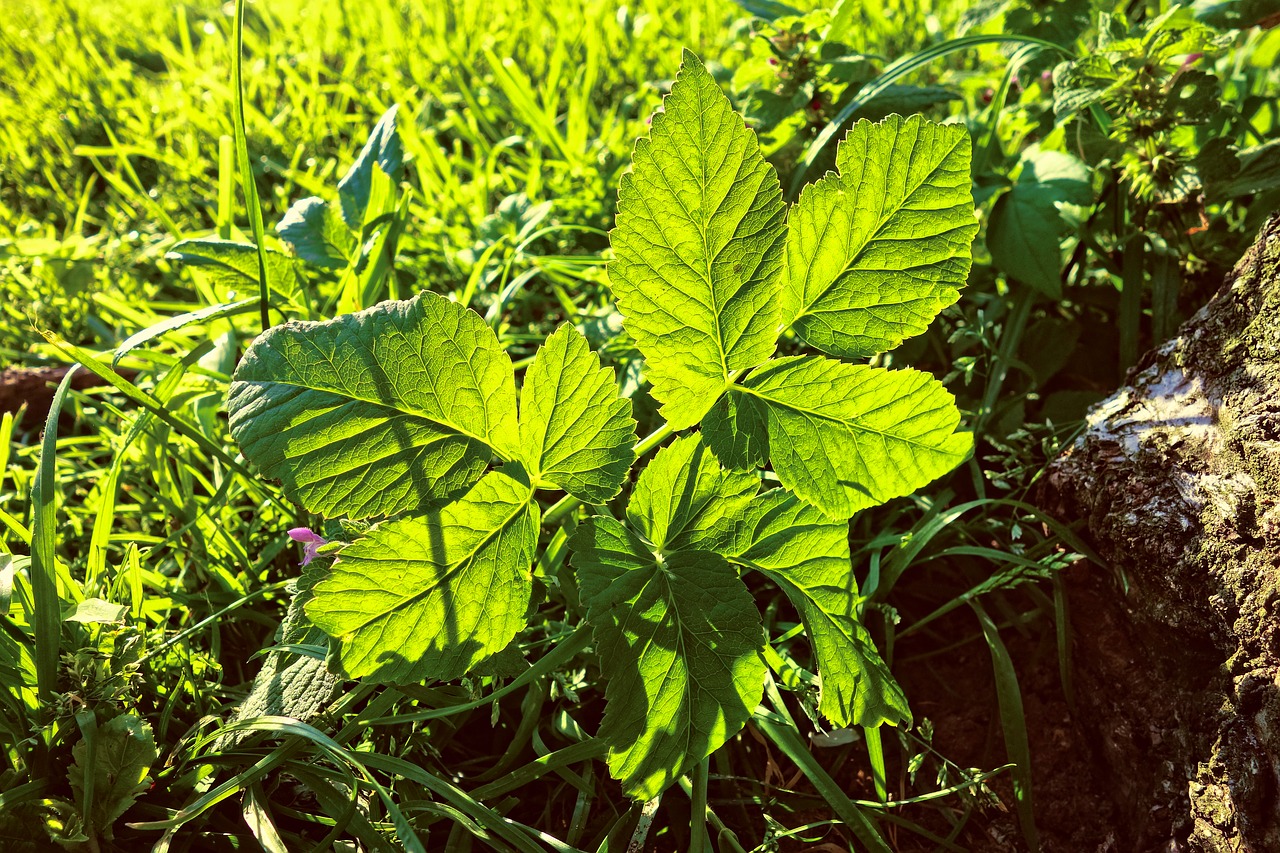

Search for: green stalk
xmin=232 ymin=0 xmax=272 ymax=332
xmin=688 ymin=758 xmax=710 ymax=853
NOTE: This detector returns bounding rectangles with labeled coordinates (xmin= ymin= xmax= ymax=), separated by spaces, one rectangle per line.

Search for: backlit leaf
xmin=722 ymin=490 xmax=910 ymax=727
xmin=781 ymin=114 xmax=977 ymax=359
xmin=609 ymin=50 xmax=786 ymax=429
xmin=519 ymin=324 xmax=636 ymax=504
xmin=626 ymin=434 xmax=757 ymax=553
xmin=227 ymin=292 xmax=518 ymax=519
xmin=572 ymin=515 xmax=765 ymax=800
xmin=306 ymin=465 xmax=538 ymax=683
xmin=736 ymin=356 xmax=971 ymax=518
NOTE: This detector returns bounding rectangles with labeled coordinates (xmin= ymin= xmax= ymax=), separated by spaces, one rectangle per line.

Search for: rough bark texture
xmin=1041 ymin=214 xmax=1280 ymax=852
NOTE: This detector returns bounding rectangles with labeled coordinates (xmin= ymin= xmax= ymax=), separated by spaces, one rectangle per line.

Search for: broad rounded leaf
xmin=781 ymin=114 xmax=977 ymax=359
xmin=986 ymin=150 xmax=1092 ymax=298
xmin=228 ymin=292 xmax=518 ymax=519
xmin=723 ymin=490 xmax=909 ymax=727
xmin=519 ymin=324 xmax=636 ymax=503
xmin=609 ymin=50 xmax=786 ymax=429
xmin=306 ymin=466 xmax=537 ymax=684
xmin=738 ymin=356 xmax=971 ymax=518
xmin=572 ymin=516 xmax=765 ymax=800
xmin=276 ymin=197 xmax=356 ymax=270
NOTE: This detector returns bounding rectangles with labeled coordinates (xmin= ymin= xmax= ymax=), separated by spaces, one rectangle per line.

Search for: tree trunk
xmin=1040 ymin=214 xmax=1280 ymax=851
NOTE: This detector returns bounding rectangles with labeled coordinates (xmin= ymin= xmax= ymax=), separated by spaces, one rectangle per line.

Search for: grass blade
xmin=753 ymin=704 xmax=891 ymax=853
xmin=232 ymin=0 xmax=272 ymax=332
xmin=971 ymin=601 xmax=1038 ymax=852
xmin=789 ymin=34 xmax=1074 ymax=195
xmin=30 ymin=367 xmax=79 ymax=710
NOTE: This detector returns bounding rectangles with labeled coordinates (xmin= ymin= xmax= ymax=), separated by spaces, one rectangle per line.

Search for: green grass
xmin=1 ymin=0 xmax=1277 ymax=849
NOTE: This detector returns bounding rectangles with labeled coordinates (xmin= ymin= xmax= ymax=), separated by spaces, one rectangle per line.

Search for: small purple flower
xmin=288 ymin=527 xmax=328 ymax=566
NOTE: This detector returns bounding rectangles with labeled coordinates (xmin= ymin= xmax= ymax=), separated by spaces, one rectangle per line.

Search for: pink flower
xmin=288 ymin=527 xmax=328 ymax=566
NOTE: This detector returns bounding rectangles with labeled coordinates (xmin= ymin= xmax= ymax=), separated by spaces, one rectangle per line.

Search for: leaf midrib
xmin=335 ymin=495 xmax=532 ymax=634
xmin=240 ymin=376 xmax=502 ymax=460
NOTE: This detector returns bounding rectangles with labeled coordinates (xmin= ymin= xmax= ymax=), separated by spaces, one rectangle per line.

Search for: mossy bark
xmin=1041 ymin=214 xmax=1280 ymax=852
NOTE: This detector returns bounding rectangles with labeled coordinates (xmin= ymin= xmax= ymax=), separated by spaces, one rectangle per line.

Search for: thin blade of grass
xmin=232 ymin=0 xmax=272 ymax=332
xmin=30 ymin=366 xmax=79 ymax=709
xmin=789 ymin=34 xmax=1074 ymax=195
xmin=752 ymin=707 xmax=891 ymax=853
xmin=971 ymin=600 xmax=1039 ymax=852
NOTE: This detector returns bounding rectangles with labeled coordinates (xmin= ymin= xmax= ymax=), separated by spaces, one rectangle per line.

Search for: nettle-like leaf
xmin=609 ymin=52 xmax=974 ymax=520
xmin=609 ymin=49 xmax=786 ymax=430
xmin=518 ymin=324 xmax=636 ymax=504
xmin=306 ymin=465 xmax=538 ymax=683
xmin=227 ymin=291 xmax=635 ymax=686
xmin=228 ymin=292 xmax=519 ymax=519
xmin=572 ymin=437 xmax=766 ymax=800
xmin=69 ymin=714 xmax=158 ymax=841
xmin=718 ymin=490 xmax=909 ymax=728
xmin=780 ymin=114 xmax=977 ymax=359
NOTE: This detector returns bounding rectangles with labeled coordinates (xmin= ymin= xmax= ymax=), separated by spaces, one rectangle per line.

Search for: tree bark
xmin=1040 ymin=214 xmax=1280 ymax=851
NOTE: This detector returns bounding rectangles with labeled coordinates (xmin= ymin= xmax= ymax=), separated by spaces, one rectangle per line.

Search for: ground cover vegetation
xmin=1 ymin=0 xmax=1277 ymax=849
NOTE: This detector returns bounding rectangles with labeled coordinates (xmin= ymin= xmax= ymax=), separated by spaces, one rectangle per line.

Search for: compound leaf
xmin=572 ymin=515 xmax=765 ymax=800
xmin=737 ymin=356 xmax=971 ymax=518
xmin=723 ymin=490 xmax=909 ymax=727
xmin=781 ymin=114 xmax=977 ymax=359
xmin=609 ymin=50 xmax=786 ymax=429
xmin=306 ymin=465 xmax=538 ymax=684
xmin=228 ymin=292 xmax=518 ymax=519
xmin=519 ymin=324 xmax=636 ymax=504
xmin=627 ymin=434 xmax=758 ymax=553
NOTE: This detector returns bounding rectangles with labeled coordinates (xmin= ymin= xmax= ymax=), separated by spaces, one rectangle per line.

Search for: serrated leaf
xmin=276 ymin=197 xmax=356 ymax=270
xmin=519 ymin=324 xmax=636 ymax=503
xmin=70 ymin=714 xmax=157 ymax=840
xmin=780 ymin=114 xmax=977 ymax=359
xmin=627 ymin=433 xmax=758 ymax=553
xmin=227 ymin=292 xmax=518 ymax=519
xmin=166 ymin=239 xmax=306 ymax=308
xmin=609 ymin=50 xmax=786 ymax=429
xmin=703 ymin=389 xmax=770 ymax=470
xmin=306 ymin=466 xmax=538 ymax=683
xmin=734 ymin=356 xmax=971 ymax=518
xmin=572 ymin=515 xmax=764 ymax=800
xmin=722 ymin=490 xmax=909 ymax=727
xmin=338 ymin=105 xmax=404 ymax=228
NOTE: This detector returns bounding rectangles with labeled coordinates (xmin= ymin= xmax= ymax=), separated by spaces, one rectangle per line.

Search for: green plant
xmin=225 ymin=50 xmax=977 ymax=809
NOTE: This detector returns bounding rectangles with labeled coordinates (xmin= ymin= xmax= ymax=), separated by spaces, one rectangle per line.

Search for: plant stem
xmin=688 ymin=758 xmax=710 ymax=853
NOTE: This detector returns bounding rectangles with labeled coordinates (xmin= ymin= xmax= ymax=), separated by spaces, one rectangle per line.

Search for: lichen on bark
xmin=1041 ymin=214 xmax=1280 ymax=852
